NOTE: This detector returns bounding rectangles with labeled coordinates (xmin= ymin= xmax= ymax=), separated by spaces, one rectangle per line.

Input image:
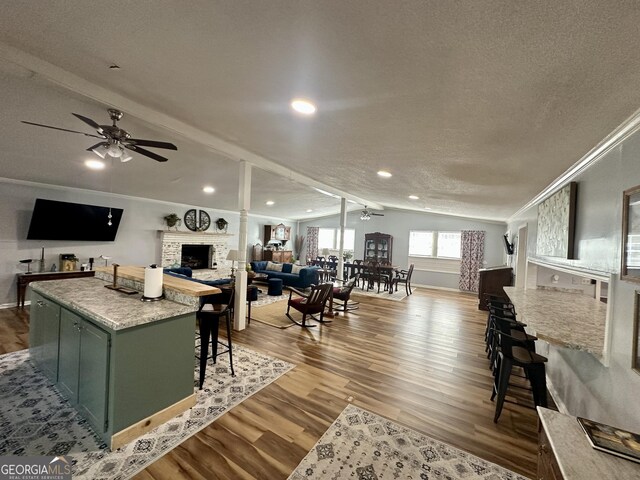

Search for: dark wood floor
xmin=0 ymin=288 xmax=541 ymax=479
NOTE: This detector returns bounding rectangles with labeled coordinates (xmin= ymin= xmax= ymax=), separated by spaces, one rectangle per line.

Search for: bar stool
xmin=490 ymin=315 xmax=548 ymax=422
xmin=196 ymin=289 xmax=235 ymax=389
xmin=487 ymin=307 xmax=536 ymax=371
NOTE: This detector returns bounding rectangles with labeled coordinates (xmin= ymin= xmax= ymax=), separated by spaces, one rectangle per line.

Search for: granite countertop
xmin=503 ymin=286 xmax=607 ymax=358
xmin=30 ymin=277 xmax=197 ymax=331
xmin=538 ymin=407 xmax=640 ymax=480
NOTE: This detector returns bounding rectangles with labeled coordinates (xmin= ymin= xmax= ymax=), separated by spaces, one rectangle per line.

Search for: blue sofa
xmin=250 ymin=261 xmax=319 ymax=288
xmin=163 ymin=267 xmax=233 ymax=303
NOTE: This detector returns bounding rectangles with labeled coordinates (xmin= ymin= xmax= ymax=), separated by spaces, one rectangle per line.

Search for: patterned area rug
xmin=288 ymin=404 xmax=527 ymax=480
xmin=0 ymin=345 xmax=294 ymax=479
xmin=351 ymin=287 xmax=409 ymax=302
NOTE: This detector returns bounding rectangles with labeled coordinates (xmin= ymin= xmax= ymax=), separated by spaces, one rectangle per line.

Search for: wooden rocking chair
xmin=286 ymin=283 xmax=333 ymax=327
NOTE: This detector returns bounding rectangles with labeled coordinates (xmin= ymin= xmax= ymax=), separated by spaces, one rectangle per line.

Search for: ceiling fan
xmin=21 ymin=109 xmax=177 ymax=162
xmin=360 ymin=206 xmax=384 ymax=221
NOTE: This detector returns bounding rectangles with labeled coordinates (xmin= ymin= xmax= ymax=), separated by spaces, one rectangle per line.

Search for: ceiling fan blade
xmin=72 ymin=113 xmax=103 ymax=133
xmin=86 ymin=142 xmax=108 ymax=151
xmin=371 ymin=213 xmax=384 ymax=216
xmin=21 ymin=121 xmax=104 ymax=138
xmin=126 ymin=145 xmax=168 ymax=162
xmin=127 ymin=139 xmax=178 ymax=150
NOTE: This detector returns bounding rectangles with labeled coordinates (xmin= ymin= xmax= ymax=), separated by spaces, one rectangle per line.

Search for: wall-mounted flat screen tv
xmin=27 ymin=199 xmax=124 ymax=241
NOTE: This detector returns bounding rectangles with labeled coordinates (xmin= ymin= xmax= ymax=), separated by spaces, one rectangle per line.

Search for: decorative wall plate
xmin=184 ymin=209 xmax=197 ymax=231
xmin=198 ymin=210 xmax=211 ymax=231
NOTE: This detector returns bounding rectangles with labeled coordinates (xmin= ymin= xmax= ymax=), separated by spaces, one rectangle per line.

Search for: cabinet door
xmin=29 ymin=293 xmax=61 ymax=383
xmin=58 ymin=309 xmax=82 ymax=402
xmin=29 ymin=293 xmax=45 ymax=365
xmin=282 ymin=251 xmax=292 ymax=263
xmin=77 ymin=319 xmax=110 ymax=433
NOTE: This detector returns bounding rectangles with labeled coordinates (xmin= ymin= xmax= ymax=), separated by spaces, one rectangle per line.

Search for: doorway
xmin=515 ymin=224 xmax=528 ymax=289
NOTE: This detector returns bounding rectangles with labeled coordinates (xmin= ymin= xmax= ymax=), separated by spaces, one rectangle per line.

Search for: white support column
xmin=337 ymin=197 xmax=347 ymax=281
xmin=234 ymin=161 xmax=251 ymax=330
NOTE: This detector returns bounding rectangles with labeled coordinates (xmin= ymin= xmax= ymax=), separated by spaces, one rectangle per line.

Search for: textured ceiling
xmin=1 ymin=1 xmax=640 ymax=220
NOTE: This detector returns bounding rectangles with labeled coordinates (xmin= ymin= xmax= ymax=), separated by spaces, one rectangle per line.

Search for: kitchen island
xmin=29 ymin=277 xmax=201 ymax=449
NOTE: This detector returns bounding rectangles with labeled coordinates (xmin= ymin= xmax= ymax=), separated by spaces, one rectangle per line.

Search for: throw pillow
xmin=291 ymin=264 xmax=304 ymax=275
xmin=266 ymin=261 xmax=283 ymax=272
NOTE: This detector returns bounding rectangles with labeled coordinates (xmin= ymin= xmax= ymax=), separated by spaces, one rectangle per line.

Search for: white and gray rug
xmin=352 ymin=287 xmax=409 ymax=302
xmin=288 ymin=404 xmax=528 ymax=480
xmin=0 ymin=344 xmax=294 ymax=480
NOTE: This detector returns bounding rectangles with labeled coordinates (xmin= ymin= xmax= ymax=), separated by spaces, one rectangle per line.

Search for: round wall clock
xmin=184 ymin=209 xmax=197 ymax=231
xmin=184 ymin=209 xmax=211 ymax=231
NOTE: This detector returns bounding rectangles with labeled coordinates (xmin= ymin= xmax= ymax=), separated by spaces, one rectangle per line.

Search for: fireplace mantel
xmin=158 ymin=230 xmax=234 ymax=237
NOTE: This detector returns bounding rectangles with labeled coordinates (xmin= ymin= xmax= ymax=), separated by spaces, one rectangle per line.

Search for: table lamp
xmin=227 ymin=249 xmax=239 ymax=277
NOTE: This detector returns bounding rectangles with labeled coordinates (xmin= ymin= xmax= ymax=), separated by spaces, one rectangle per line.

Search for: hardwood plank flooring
xmin=0 ymin=288 xmax=543 ymax=479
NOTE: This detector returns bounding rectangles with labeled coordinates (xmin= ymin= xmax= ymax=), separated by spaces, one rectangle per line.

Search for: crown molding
xmin=508 ymin=106 xmax=640 ymax=222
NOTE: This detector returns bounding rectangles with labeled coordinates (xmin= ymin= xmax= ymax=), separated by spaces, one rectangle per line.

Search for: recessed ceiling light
xmin=266 ymin=200 xmax=275 ymax=206
xmin=203 ymin=186 xmax=215 ymax=194
xmin=306 ymin=209 xmax=313 ymax=213
xmin=377 ymin=170 xmax=392 ymax=178
xmin=85 ymin=159 xmax=105 ymax=170
xmin=291 ymin=98 xmax=317 ymax=115
xmin=409 ymin=195 xmax=419 ymax=200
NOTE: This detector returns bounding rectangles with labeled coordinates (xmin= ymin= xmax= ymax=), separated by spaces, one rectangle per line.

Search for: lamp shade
xmin=226 ymin=249 xmax=239 ymax=261
xmin=321 ymin=248 xmax=330 ymax=257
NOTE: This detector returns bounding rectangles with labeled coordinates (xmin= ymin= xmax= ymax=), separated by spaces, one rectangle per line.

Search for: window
xmin=409 ymin=231 xmax=434 ymax=256
xmin=318 ymin=227 xmax=356 ymax=251
xmin=437 ymin=232 xmax=462 ymax=259
xmin=409 ymin=230 xmax=461 ymax=259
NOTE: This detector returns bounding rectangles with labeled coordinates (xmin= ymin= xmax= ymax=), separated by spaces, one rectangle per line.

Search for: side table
xmin=16 ymin=270 xmax=95 ymax=308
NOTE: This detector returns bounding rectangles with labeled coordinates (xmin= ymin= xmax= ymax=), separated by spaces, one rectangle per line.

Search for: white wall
xmin=0 ymin=180 xmax=295 ymax=306
xmin=299 ymin=209 xmax=507 ymax=290
xmin=507 ymin=129 xmax=640 ymax=431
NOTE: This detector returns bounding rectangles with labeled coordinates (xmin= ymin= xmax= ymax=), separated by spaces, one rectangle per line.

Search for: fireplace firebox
xmin=181 ymin=244 xmax=212 ymax=270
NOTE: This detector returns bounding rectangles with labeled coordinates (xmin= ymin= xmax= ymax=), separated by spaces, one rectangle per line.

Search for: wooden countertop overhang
xmin=95 ymin=265 xmax=221 ymax=297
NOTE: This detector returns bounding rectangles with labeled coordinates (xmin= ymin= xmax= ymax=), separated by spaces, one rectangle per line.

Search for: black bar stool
xmin=490 ymin=315 xmax=548 ymax=422
xmin=196 ymin=288 xmax=235 ymax=390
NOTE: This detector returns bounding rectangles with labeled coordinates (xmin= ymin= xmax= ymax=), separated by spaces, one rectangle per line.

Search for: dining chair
xmin=392 ymin=264 xmax=414 ymax=295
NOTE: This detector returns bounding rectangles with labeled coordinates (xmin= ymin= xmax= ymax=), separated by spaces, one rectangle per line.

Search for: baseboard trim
xmin=546 ymin=375 xmax=568 ymax=415
xmin=110 ymin=392 xmax=197 ymax=450
xmin=0 ymin=301 xmax=28 ymax=309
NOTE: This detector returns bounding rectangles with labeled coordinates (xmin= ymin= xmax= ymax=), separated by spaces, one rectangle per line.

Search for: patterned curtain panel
xmin=459 ymin=230 xmax=485 ymax=292
xmin=306 ymin=227 xmax=319 ymax=264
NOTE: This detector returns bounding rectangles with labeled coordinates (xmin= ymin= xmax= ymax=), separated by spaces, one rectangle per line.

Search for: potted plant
xmin=343 ymin=250 xmax=354 ymax=262
xmin=164 ymin=213 xmax=181 ymax=230
xmin=216 ymin=218 xmax=228 ymax=233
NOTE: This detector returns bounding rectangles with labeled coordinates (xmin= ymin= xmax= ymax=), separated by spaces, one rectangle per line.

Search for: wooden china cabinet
xmin=364 ymin=232 xmax=393 ymax=264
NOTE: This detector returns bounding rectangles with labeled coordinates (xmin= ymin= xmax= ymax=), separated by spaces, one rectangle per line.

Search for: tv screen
xmin=503 ymin=234 xmax=514 ymax=255
xmin=27 ymin=199 xmax=124 ymax=241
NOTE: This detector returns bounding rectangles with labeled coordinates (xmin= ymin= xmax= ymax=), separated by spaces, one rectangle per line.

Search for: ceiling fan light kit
xmin=22 ymin=109 xmax=178 ymax=163
xmin=360 ymin=205 xmax=384 ymax=221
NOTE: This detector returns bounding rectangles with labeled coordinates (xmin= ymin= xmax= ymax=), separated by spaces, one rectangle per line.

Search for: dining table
xmin=310 ymin=260 xmax=399 ymax=294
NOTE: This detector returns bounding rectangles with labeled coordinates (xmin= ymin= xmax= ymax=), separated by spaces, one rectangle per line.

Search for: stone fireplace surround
xmin=160 ymin=231 xmax=233 ymax=280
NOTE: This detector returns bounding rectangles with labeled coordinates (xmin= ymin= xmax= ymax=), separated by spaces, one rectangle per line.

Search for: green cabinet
xmin=58 ymin=308 xmax=110 ymax=434
xmin=29 ymin=292 xmax=60 ymax=383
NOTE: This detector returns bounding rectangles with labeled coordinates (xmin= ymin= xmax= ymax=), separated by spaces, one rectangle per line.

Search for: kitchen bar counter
xmin=503 ymin=286 xmax=607 ymax=358
xmin=29 ymin=277 xmax=197 ymax=449
xmin=31 ymin=277 xmax=196 ymax=330
xmin=538 ymin=407 xmax=640 ymax=479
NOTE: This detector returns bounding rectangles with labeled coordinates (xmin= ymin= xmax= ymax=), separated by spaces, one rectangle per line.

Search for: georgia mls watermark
xmin=0 ymin=456 xmax=72 ymax=480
